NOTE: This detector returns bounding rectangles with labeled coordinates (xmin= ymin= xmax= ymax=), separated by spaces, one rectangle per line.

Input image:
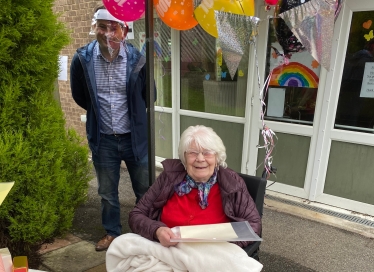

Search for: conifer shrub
xmin=0 ymin=0 xmax=91 ymax=266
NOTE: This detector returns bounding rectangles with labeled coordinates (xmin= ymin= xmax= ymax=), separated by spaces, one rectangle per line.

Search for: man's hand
xmin=155 ymin=227 xmax=179 ymax=247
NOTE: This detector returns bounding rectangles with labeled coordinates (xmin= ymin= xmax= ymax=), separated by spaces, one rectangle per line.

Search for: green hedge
xmin=0 ymin=0 xmax=91 ymax=260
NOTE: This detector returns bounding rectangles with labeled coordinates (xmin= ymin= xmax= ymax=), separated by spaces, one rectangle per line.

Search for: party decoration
xmin=257 ymin=74 xmax=277 ymax=179
xmin=215 ymin=11 xmax=260 ymax=79
xmin=364 ymin=30 xmax=374 ymax=41
xmin=265 ymin=0 xmax=279 ymax=5
xmin=195 ymin=0 xmax=255 ymax=38
xmin=217 ymin=49 xmax=223 ymax=66
xmin=334 ymin=0 xmax=344 ymax=20
xmin=363 ymin=20 xmax=373 ymax=30
xmin=311 ymin=60 xmax=319 ymax=69
xmin=279 ymin=0 xmax=337 ymax=70
xmin=238 ymin=70 xmax=244 ymax=77
xmin=273 ymin=19 xmax=304 ymax=58
xmin=274 ymin=0 xmax=312 ymax=57
xmin=154 ymin=0 xmax=198 ymax=30
xmin=269 ymin=62 xmax=319 ymax=88
xmin=103 ymin=0 xmax=145 ymax=22
xmin=205 ymin=74 xmax=211 ymax=80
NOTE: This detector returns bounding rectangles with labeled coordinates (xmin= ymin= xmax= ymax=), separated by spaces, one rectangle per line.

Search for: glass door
xmin=312 ymin=0 xmax=374 ymax=216
xmin=246 ymin=7 xmax=323 ymax=200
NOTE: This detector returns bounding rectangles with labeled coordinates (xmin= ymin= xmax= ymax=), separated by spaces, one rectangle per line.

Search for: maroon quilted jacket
xmin=129 ymin=159 xmax=262 ymax=248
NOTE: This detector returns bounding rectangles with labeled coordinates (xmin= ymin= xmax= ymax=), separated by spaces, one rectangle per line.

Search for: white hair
xmin=178 ymin=125 xmax=227 ymax=168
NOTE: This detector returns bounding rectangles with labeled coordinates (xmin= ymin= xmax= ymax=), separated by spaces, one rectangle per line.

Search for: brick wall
xmin=52 ymin=0 xmax=102 ymax=138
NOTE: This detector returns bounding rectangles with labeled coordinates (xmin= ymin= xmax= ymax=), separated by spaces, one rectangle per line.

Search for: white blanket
xmin=106 ymin=233 xmax=263 ymax=272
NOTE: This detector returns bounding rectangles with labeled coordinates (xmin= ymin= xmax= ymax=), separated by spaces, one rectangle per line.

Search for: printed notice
xmin=360 ymin=62 xmax=374 ymax=98
xmin=58 ymin=56 xmax=68 ymax=81
xmin=267 ymin=88 xmax=286 ymax=117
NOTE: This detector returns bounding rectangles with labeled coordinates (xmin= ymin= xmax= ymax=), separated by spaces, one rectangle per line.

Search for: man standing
xmin=70 ymin=6 xmax=155 ymax=251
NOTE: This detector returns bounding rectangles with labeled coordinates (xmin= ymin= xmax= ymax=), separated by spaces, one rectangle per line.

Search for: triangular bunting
xmin=279 ymin=0 xmax=337 ymax=70
xmin=214 ymin=11 xmax=260 ymax=80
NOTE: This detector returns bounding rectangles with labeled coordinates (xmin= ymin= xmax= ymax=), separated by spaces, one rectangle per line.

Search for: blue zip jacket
xmin=70 ymin=40 xmax=156 ymax=160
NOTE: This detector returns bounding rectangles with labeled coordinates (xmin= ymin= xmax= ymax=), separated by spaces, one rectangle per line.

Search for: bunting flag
xmin=214 ymin=11 xmax=260 ymax=80
xmin=279 ymin=0 xmax=337 ymax=70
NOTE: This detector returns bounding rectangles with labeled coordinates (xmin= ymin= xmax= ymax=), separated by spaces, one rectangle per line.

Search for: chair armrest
xmin=238 ymin=173 xmax=267 ymax=217
xmin=242 ymin=241 xmax=261 ymax=257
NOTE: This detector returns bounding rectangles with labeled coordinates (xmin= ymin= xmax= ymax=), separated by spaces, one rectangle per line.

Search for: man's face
xmin=95 ymin=19 xmax=123 ymax=51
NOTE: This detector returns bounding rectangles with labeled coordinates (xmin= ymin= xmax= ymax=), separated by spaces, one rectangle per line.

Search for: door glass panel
xmin=264 ymin=18 xmax=320 ymax=126
xmin=134 ymin=18 xmax=172 ymax=108
xmin=335 ymin=11 xmax=374 ymax=133
xmin=155 ymin=112 xmax=172 ymax=159
xmin=325 ymin=141 xmax=374 ymax=205
xmin=256 ymin=132 xmax=309 ymax=188
xmin=180 ymin=25 xmax=248 ymax=117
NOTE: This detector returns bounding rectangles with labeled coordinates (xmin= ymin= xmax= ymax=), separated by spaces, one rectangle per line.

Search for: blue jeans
xmin=92 ymin=133 xmax=149 ymax=237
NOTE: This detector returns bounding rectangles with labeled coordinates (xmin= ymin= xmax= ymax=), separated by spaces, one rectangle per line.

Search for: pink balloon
xmin=265 ymin=0 xmax=279 ymax=5
xmin=102 ymin=0 xmax=145 ymax=22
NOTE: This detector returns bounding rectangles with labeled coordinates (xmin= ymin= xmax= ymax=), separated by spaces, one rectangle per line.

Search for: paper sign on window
xmin=267 ymin=88 xmax=286 ymax=117
xmin=58 ymin=56 xmax=68 ymax=81
xmin=269 ymin=43 xmax=320 ymax=88
xmin=360 ymin=62 xmax=374 ymax=98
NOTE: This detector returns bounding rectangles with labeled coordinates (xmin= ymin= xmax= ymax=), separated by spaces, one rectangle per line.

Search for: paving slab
xmin=84 ymin=264 xmax=106 ymax=272
xmin=264 ymin=196 xmax=374 ymax=239
xmin=41 ymin=241 xmax=106 ymax=272
xmin=39 ymin=234 xmax=82 ymax=255
xmin=261 ymin=206 xmax=374 ymax=272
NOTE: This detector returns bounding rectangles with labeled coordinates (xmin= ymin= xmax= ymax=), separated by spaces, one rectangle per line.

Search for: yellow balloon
xmin=194 ymin=0 xmax=255 ymax=38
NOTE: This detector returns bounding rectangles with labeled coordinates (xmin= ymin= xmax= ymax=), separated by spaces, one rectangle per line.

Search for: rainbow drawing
xmin=270 ymin=62 xmax=319 ymax=88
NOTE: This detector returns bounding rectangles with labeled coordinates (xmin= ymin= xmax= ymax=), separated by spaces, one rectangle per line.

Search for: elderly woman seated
xmin=106 ymin=125 xmax=263 ymax=272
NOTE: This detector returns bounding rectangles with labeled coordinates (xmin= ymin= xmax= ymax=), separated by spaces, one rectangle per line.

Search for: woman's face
xmin=185 ymin=141 xmax=217 ymax=183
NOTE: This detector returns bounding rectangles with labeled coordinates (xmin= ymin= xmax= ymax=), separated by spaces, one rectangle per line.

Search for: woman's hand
xmin=155 ymin=227 xmax=179 ymax=247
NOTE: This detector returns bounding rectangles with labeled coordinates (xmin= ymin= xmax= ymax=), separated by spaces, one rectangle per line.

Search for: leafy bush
xmin=0 ymin=0 xmax=91 ymax=265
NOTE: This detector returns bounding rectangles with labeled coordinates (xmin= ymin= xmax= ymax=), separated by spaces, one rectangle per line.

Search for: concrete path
xmin=35 ymin=167 xmax=374 ymax=272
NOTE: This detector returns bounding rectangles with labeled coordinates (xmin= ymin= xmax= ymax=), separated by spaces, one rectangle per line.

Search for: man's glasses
xmin=185 ymin=150 xmax=216 ymax=159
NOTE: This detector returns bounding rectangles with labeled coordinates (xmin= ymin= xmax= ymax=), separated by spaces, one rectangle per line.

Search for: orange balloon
xmin=154 ymin=0 xmax=198 ymax=30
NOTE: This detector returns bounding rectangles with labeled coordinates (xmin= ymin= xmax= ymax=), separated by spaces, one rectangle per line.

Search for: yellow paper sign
xmin=0 ymin=182 xmax=14 ymax=206
xmin=217 ymin=52 xmax=223 ymax=66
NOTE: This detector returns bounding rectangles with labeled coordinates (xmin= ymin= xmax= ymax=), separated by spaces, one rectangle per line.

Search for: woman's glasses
xmin=185 ymin=150 xmax=216 ymax=159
